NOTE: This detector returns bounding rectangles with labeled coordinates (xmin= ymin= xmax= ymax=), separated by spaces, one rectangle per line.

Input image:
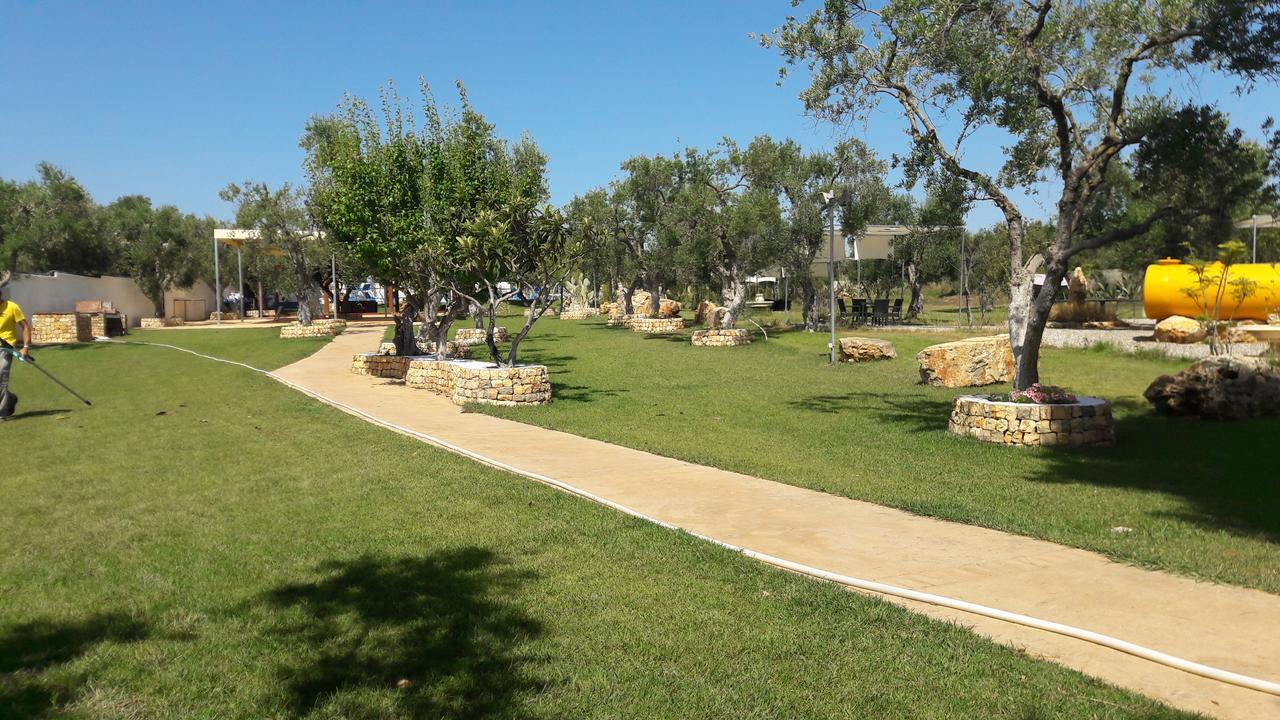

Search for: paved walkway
xmin=274 ymin=323 xmax=1280 ymax=720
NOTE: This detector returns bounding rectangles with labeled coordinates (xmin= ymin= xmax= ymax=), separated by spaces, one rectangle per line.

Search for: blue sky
xmin=2 ymin=1 xmax=1277 ymax=230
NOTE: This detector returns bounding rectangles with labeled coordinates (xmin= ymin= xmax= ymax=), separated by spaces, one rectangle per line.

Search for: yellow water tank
xmin=1143 ymin=258 xmax=1280 ymax=321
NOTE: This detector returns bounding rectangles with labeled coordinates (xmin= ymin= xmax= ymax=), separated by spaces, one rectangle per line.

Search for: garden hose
xmin=101 ymin=337 xmax=1280 ymax=698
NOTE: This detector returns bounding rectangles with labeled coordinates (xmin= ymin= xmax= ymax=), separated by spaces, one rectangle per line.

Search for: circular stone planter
xmin=351 ymin=353 xmax=412 ymax=379
xmin=454 ymin=327 xmax=508 ymax=346
xmin=629 ymin=317 xmax=685 ymax=334
xmin=691 ymin=328 xmax=752 ymax=347
xmin=949 ymin=395 xmax=1115 ymax=448
xmin=280 ymin=320 xmax=346 ymax=338
xmin=405 ymin=359 xmax=551 ymax=406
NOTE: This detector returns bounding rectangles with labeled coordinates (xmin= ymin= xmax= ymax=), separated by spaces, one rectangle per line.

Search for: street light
xmin=822 ymin=189 xmax=851 ymax=364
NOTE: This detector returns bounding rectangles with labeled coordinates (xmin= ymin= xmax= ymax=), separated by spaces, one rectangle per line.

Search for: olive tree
xmin=220 ymin=181 xmax=322 ymax=325
xmin=767 ymin=0 xmax=1280 ymax=388
xmin=677 ymin=137 xmax=787 ymax=327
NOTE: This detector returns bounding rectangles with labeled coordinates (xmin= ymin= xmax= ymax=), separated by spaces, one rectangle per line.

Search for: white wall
xmin=7 ymin=272 xmax=217 ymax=327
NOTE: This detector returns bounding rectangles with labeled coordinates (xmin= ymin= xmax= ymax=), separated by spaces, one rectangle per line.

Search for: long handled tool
xmin=1 ymin=346 xmax=92 ymax=406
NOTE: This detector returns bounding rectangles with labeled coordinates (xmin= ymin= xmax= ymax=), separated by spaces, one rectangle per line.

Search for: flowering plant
xmin=1009 ymin=383 xmax=1078 ymax=405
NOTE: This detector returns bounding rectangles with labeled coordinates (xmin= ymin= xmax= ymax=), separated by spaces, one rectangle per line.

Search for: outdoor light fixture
xmin=823 ymin=190 xmax=851 ymax=364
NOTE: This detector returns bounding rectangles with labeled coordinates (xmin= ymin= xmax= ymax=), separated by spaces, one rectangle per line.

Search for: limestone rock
xmin=1144 ymin=356 xmax=1280 ymax=420
xmin=694 ymin=300 xmax=718 ymax=324
xmin=706 ymin=306 xmax=729 ymax=330
xmin=839 ymin=336 xmax=897 ymax=362
xmin=1153 ymin=315 xmax=1205 ymax=344
xmin=658 ymin=299 xmax=682 ymax=318
xmin=1067 ymin=266 xmax=1089 ymax=306
xmin=917 ymin=335 xmax=1015 ymax=388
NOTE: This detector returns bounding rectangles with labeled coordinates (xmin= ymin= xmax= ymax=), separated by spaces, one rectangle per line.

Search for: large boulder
xmin=1067 ymin=266 xmax=1089 ymax=306
xmin=839 ymin=336 xmax=897 ymax=362
xmin=694 ymin=300 xmax=718 ymax=324
xmin=1144 ymin=357 xmax=1280 ymax=420
xmin=658 ymin=298 xmax=683 ymax=318
xmin=1153 ymin=315 xmax=1206 ymax=344
xmin=917 ymin=335 xmax=1015 ymax=388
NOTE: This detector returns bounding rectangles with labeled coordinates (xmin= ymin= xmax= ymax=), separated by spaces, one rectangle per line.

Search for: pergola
xmin=212 ymin=229 xmax=323 ymax=325
xmin=1234 ymin=214 xmax=1278 ymax=263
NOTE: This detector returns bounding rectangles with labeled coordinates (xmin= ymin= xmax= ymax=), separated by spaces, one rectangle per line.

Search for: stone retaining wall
xmin=691 ymin=328 xmax=752 ymax=347
xmin=32 ymin=313 xmax=93 ymax=344
xmin=560 ymin=307 xmax=600 ymax=320
xmin=280 ymin=320 xmax=347 ymax=338
xmin=606 ymin=314 xmax=633 ymax=327
xmin=140 ymin=317 xmax=184 ymax=329
xmin=455 ymin=327 xmax=508 ymax=345
xmin=208 ymin=311 xmax=240 ymax=321
xmin=405 ymin=358 xmax=551 ymax=406
xmin=949 ymin=396 xmax=1114 ymax=447
xmin=351 ymin=352 xmax=413 ymax=379
xmin=629 ymin=317 xmax=685 ymax=334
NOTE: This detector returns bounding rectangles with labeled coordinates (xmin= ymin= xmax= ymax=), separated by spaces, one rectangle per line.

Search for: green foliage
xmin=0 ymin=163 xmax=117 ymax=275
xmin=219 ymin=182 xmax=321 ymax=324
xmin=765 ymin=0 xmax=1280 ymax=388
xmin=101 ymin=196 xmax=211 ymax=316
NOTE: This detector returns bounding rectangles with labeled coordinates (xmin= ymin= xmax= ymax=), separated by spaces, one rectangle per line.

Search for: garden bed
xmin=455 ymin=326 xmax=508 ymax=345
xmin=629 ymin=317 xmax=685 ymax=334
xmin=406 ymin=358 xmax=551 ymax=406
xmin=691 ymin=328 xmax=752 ymax=347
xmin=949 ymin=395 xmax=1114 ymax=448
xmin=280 ymin=320 xmax=346 ymax=338
xmin=350 ymin=352 xmax=413 ymax=379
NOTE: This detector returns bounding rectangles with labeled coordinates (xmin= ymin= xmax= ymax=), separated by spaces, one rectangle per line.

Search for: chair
xmin=871 ymin=298 xmax=890 ymax=326
xmin=890 ymin=298 xmax=903 ymax=324
xmin=850 ymin=299 xmax=868 ymax=324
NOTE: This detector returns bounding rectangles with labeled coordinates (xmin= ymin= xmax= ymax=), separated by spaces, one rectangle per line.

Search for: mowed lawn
xmin=478 ymin=314 xmax=1280 ymax=593
xmin=0 ymin=329 xmax=1191 ymax=718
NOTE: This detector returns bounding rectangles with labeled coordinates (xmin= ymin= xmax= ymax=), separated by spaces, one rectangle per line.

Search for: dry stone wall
xmin=560 ymin=307 xmax=600 ymax=320
xmin=405 ymin=359 xmax=551 ymax=406
xmin=280 ymin=320 xmax=347 ymax=338
xmin=455 ymin=327 xmax=508 ymax=345
xmin=949 ymin=396 xmax=1115 ymax=447
xmin=350 ymin=353 xmax=413 ymax=379
xmin=629 ymin=317 xmax=685 ymax=334
xmin=140 ymin=317 xmax=184 ymax=328
xmin=32 ymin=313 xmax=93 ymax=344
xmin=691 ymin=329 xmax=752 ymax=347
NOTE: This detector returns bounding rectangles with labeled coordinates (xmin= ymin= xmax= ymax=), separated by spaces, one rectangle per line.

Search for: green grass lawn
xmin=0 ymin=329 xmax=1196 ymax=718
xmin=477 ymin=315 xmax=1280 ymax=593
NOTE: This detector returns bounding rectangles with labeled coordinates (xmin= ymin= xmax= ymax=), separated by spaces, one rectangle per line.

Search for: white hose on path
xmin=109 ymin=338 xmax=1280 ymax=698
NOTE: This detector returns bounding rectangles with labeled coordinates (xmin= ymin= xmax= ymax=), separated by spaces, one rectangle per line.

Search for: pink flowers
xmin=1010 ymin=383 xmax=1078 ymax=405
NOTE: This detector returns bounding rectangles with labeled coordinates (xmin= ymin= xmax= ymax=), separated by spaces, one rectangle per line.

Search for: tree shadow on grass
xmin=1026 ymin=403 xmax=1280 ymax=543
xmin=550 ymin=383 xmax=628 ymax=404
xmin=261 ymin=549 xmax=546 ymax=719
xmin=638 ymin=333 xmax=692 ymax=344
xmin=0 ymin=612 xmax=154 ymax=717
xmin=784 ymin=391 xmax=954 ymax=433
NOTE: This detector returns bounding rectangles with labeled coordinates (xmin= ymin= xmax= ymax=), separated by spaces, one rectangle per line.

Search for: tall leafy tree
xmin=0 ymin=163 xmax=114 ymax=276
xmin=767 ymin=0 xmax=1280 ymax=388
xmin=613 ymin=154 xmax=684 ymax=315
xmin=220 ymin=182 xmax=322 ymax=325
xmin=677 ymin=137 xmax=787 ymax=327
xmin=102 ymin=196 xmax=208 ymax=317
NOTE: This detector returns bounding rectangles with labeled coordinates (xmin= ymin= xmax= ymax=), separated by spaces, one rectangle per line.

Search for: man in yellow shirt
xmin=0 ymin=276 xmax=32 ymax=420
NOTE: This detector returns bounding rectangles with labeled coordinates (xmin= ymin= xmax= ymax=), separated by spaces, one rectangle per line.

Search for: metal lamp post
xmin=213 ymin=234 xmax=221 ymax=325
xmin=822 ymin=190 xmax=850 ymax=364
